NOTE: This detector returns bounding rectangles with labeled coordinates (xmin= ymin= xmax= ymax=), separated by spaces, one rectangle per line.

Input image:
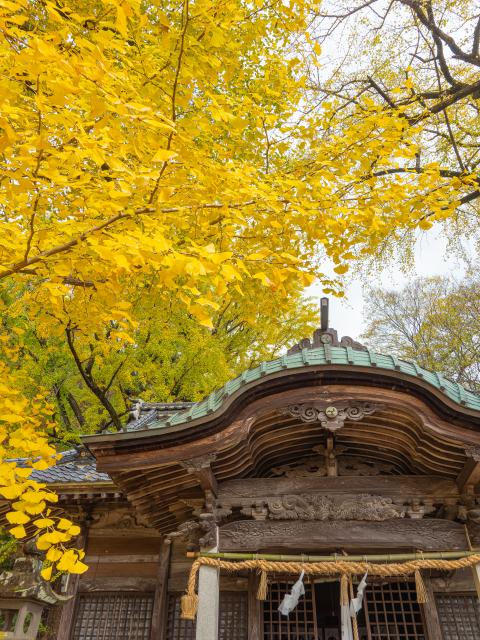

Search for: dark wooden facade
xmin=3 ymin=327 xmax=480 ymax=639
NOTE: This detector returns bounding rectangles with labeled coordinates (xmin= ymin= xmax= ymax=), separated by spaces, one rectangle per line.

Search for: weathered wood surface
xmin=248 ymin=574 xmax=262 ymax=640
xmin=86 ymin=383 xmax=480 ymax=534
xmin=421 ymin=577 xmax=443 ymax=640
xmin=150 ymin=540 xmax=171 ymax=640
xmin=218 ymin=476 xmax=460 ymax=501
xmin=219 ymin=519 xmax=468 ymax=552
xmin=86 ymin=534 xmax=162 ymax=556
xmin=79 ymin=577 xmax=157 ymax=592
xmin=56 ymin=530 xmax=87 ymax=640
xmin=457 ymin=458 xmax=480 ymax=492
xmin=89 ymin=382 xmax=480 ymax=473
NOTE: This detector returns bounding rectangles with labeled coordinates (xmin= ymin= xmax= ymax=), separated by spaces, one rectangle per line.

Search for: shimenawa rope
xmin=180 ymin=554 xmax=480 ymax=620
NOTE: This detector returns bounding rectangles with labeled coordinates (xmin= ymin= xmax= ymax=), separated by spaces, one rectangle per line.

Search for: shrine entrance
xmin=263 ymin=579 xmax=424 ymax=640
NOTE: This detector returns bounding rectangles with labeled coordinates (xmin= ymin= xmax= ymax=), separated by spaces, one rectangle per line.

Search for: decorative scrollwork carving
xmin=280 ymin=401 xmax=381 ymax=432
xmin=271 ymin=454 xmax=395 ymax=478
xmin=264 ymin=494 xmax=405 ymax=521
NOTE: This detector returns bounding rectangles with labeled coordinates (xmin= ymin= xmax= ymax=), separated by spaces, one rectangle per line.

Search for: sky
xmin=308 ymin=229 xmax=475 ymax=342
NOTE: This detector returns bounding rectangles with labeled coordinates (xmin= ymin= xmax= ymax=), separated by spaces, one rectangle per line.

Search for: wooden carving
xmin=166 ymin=514 xmax=217 ymax=550
xmin=272 ymin=454 xmax=394 ymax=478
xmin=219 ymin=519 xmax=468 ymax=553
xmin=280 ymin=401 xmax=381 ymax=432
xmin=90 ymin=508 xmax=150 ymax=531
xmin=464 ymin=446 xmax=480 ymax=462
xmin=264 ymin=494 xmax=404 ymax=521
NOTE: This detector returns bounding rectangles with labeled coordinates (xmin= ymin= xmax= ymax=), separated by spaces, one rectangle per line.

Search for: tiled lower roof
xmin=22 ymin=449 xmax=111 ymax=484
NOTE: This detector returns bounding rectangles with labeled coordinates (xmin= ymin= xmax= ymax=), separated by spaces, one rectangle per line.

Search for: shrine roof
xmin=107 ymin=335 xmax=480 ymax=437
xmin=17 ymin=449 xmax=112 ymax=484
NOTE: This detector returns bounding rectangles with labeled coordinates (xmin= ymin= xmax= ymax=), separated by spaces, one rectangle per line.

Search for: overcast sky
xmin=308 ymin=229 xmax=474 ymax=341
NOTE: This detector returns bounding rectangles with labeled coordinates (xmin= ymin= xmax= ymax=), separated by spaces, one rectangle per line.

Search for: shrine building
xmin=2 ymin=314 xmax=480 ymax=640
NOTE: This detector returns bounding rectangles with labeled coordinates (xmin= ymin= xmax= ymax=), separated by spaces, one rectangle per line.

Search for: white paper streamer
xmin=350 ymin=572 xmax=368 ymax=615
xmin=278 ymin=571 xmax=305 ymax=616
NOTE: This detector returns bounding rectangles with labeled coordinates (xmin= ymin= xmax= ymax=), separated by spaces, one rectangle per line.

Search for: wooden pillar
xmin=150 ymin=539 xmax=172 ymax=640
xmin=248 ymin=574 xmax=262 ymax=640
xmin=195 ymin=528 xmax=219 ymax=640
xmin=56 ymin=528 xmax=87 ymax=640
xmin=471 ymin=563 xmax=480 ymax=602
xmin=421 ymin=577 xmax=442 ymax=640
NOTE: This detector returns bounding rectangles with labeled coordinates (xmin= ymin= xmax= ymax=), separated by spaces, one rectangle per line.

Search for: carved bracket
xmin=465 ymin=446 xmax=480 ymax=462
xmin=179 ymin=453 xmax=218 ymax=496
xmin=281 ymin=401 xmax=381 ymax=432
xmin=179 ymin=453 xmax=217 ymax=472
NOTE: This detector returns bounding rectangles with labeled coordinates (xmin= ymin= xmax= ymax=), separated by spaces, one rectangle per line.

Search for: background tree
xmin=0 ymin=0 xmax=478 ymax=577
xmin=312 ymin=0 xmax=480 ymax=262
xmin=363 ymin=275 xmax=480 ymax=390
xmin=1 ymin=278 xmax=317 ymax=441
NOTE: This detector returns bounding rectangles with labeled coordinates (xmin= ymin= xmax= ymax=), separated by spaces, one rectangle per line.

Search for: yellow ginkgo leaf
xmin=152 ymin=149 xmax=177 ymax=163
xmin=9 ymin=524 xmax=26 ymax=539
xmin=46 ymin=547 xmax=63 ymax=562
xmin=70 ymin=560 xmax=89 ymax=574
xmin=57 ymin=518 xmax=73 ymax=531
xmin=33 ymin=517 xmax=55 ymax=528
xmin=68 ymin=525 xmax=81 ymax=536
xmin=0 ymin=485 xmax=23 ymax=500
xmin=40 ymin=565 xmax=52 ymax=581
xmin=6 ymin=510 xmax=30 ymax=524
xmin=333 ymin=264 xmax=349 ymax=275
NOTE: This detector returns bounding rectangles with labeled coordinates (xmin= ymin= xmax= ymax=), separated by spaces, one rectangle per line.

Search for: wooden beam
xmin=218 ymin=475 xmax=460 ymax=502
xmin=219 ymin=519 xmax=468 ymax=553
xmin=179 ymin=454 xmax=218 ymax=497
xmin=457 ymin=446 xmax=480 ymax=493
xmin=150 ymin=539 xmax=172 ymax=640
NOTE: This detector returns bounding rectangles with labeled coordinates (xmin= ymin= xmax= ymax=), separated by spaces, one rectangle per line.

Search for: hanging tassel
xmin=181 ymin=594 xmax=199 ymax=620
xmin=340 ymin=574 xmax=349 ymax=607
xmin=257 ymin=570 xmax=268 ymax=600
xmin=415 ymin=569 xmax=428 ymax=604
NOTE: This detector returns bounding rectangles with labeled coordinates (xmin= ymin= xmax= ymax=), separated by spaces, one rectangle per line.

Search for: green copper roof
xmin=144 ymin=345 xmax=480 ymax=431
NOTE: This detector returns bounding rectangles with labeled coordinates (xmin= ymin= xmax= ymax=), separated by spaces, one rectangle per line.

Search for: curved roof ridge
xmin=139 ymin=343 xmax=480 ymax=432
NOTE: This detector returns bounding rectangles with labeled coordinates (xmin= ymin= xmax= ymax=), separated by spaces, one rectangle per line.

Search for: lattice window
xmin=71 ymin=592 xmax=154 ymax=640
xmin=166 ymin=594 xmax=195 ymax=640
xmin=364 ymin=580 xmax=426 ymax=640
xmin=166 ymin=591 xmax=247 ymax=640
xmin=435 ymin=593 xmax=480 ymax=639
xmin=219 ymin=592 xmax=248 ymax=639
xmin=263 ymin=579 xmax=318 ymax=640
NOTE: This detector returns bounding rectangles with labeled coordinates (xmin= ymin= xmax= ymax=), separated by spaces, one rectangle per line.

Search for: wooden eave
xmin=84 ymin=365 xmax=480 ymax=467
xmin=80 ymin=364 xmax=480 ymax=534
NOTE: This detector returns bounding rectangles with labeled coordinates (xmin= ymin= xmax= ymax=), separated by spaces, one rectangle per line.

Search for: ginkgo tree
xmin=0 ymin=0 xmax=477 ymax=579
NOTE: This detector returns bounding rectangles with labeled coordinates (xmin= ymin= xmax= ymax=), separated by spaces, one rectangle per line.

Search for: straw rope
xmin=348 ymin=576 xmax=360 ymax=640
xmin=180 ymin=553 xmax=480 ymax=620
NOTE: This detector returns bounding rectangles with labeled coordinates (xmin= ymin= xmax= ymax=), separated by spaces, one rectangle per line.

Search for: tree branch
xmin=65 ymin=324 xmax=123 ymax=431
